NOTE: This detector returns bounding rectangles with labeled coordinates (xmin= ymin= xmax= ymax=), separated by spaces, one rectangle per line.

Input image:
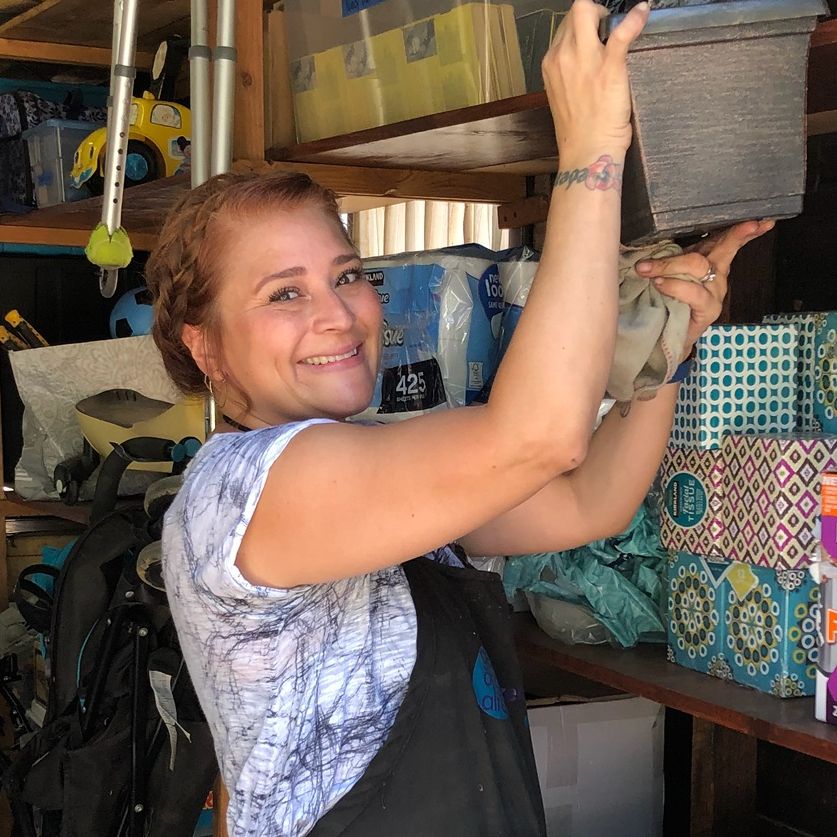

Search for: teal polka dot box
xmin=763 ymin=312 xmax=837 ymax=434
xmin=671 ymin=324 xmax=799 ymax=450
xmin=667 ymin=552 xmax=819 ymax=698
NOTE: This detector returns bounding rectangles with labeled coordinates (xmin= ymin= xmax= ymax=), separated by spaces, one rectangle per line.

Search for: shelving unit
xmin=515 ymin=613 xmax=837 ymax=836
xmin=0 ymin=4 xmax=835 ymax=836
xmin=1 ymin=15 xmax=834 ymax=247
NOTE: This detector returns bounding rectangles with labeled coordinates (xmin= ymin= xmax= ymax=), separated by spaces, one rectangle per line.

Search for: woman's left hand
xmin=633 ymin=219 xmax=776 ymax=359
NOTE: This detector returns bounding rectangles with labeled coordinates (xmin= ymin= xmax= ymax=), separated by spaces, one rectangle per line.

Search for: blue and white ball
xmin=110 ymin=286 xmax=153 ymax=338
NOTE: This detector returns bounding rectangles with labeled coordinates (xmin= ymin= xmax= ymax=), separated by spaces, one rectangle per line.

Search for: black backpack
xmin=3 ymin=438 xmax=217 ymax=837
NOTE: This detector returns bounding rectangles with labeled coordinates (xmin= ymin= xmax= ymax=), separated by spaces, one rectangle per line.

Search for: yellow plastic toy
xmin=70 ymin=92 xmax=191 ymax=193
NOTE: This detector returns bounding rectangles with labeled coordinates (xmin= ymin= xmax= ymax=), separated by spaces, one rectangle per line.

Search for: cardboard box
xmin=287 ymin=3 xmax=525 ymax=142
xmin=528 ymin=695 xmax=664 ymax=837
xmin=720 ymin=434 xmax=837 ymax=570
xmin=667 ymin=552 xmax=728 ymax=673
xmin=667 ymin=552 xmax=819 ymax=697
xmin=515 ymin=8 xmax=565 ymax=92
xmin=822 ymin=472 xmax=837 ymax=561
xmin=670 ymin=324 xmax=798 ymax=450
xmin=764 ymin=312 xmax=837 ymax=434
xmin=660 ymin=446 xmax=725 ymax=557
xmin=814 ymin=562 xmax=837 ymax=724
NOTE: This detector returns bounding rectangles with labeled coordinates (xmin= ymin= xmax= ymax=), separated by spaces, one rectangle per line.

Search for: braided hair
xmin=145 ymin=170 xmax=352 ymax=396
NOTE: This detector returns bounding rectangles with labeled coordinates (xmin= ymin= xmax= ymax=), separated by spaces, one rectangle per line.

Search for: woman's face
xmin=209 ymin=205 xmax=382 ymax=425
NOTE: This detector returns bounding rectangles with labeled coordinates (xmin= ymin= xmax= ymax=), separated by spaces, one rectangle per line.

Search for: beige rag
xmin=607 ymin=241 xmax=700 ymax=403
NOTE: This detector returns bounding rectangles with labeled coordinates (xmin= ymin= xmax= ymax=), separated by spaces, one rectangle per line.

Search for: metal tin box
xmin=603 ymin=0 xmax=828 ymax=244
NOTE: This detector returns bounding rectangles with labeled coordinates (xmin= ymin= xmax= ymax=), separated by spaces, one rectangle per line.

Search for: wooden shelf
xmin=0 ymin=492 xmax=91 ymax=525
xmin=0 ymin=0 xmax=189 ymax=52
xmin=0 ymin=173 xmax=188 ymax=250
xmin=272 ymin=93 xmax=558 ymax=175
xmin=272 ymin=18 xmax=837 ymax=176
xmin=514 ymin=613 xmax=837 ymax=766
xmin=0 ymin=13 xmax=833 ymax=246
xmin=0 ymin=161 xmax=526 ymax=250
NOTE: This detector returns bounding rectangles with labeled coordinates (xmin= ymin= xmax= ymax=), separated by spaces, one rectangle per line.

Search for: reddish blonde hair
xmin=145 ymin=170 xmax=353 ymax=395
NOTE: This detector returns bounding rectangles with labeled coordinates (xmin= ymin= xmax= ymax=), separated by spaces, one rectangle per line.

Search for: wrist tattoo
xmin=555 ymin=155 xmax=623 ymax=193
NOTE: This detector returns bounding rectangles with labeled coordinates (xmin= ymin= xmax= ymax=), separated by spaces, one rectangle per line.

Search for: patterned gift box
xmin=670 ymin=324 xmax=798 ymax=450
xmin=720 ymin=434 xmax=837 ymax=570
xmin=764 ymin=312 xmax=837 ymax=434
xmin=659 ymin=446 xmax=725 ymax=557
xmin=667 ymin=552 xmax=729 ymax=676
xmin=667 ymin=552 xmax=820 ymax=698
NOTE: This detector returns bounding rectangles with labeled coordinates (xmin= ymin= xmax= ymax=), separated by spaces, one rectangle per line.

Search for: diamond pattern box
xmin=659 ymin=446 xmax=725 ymax=558
xmin=667 ymin=552 xmax=820 ymax=698
xmin=764 ymin=312 xmax=837 ymax=434
xmin=720 ymin=434 xmax=837 ymax=570
xmin=670 ymin=324 xmax=798 ymax=450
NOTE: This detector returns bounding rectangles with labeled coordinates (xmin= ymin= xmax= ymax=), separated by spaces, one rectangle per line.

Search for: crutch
xmin=87 ymin=0 xmax=140 ymax=298
xmin=190 ymin=0 xmax=236 ymax=188
xmin=191 ymin=0 xmax=236 ymax=434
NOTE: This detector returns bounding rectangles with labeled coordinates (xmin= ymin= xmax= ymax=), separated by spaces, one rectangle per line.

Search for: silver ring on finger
xmin=699 ymin=265 xmax=717 ymax=285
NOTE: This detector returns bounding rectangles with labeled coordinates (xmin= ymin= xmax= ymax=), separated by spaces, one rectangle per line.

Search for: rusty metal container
xmin=603 ymin=0 xmax=829 ymax=244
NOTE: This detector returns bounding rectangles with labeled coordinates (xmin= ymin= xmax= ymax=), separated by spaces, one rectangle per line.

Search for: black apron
xmin=309 ymin=556 xmax=547 ymax=837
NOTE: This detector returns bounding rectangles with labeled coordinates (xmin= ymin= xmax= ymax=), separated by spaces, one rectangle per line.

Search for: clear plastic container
xmin=21 ymin=118 xmax=101 ymax=207
xmin=283 ymin=1 xmax=571 ymax=143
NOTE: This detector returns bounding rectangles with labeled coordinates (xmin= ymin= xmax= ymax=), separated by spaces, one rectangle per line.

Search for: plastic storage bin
xmin=21 ymin=118 xmax=99 ymax=207
xmin=284 ymin=0 xmax=555 ymax=142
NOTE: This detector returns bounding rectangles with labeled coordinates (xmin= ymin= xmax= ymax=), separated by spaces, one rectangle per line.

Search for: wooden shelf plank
xmin=514 ymin=614 xmax=837 ymax=765
xmin=237 ymin=160 xmax=526 ymax=205
xmin=0 ymin=162 xmax=525 ymax=250
xmin=0 ymin=36 xmax=152 ymax=68
xmin=0 ymin=0 xmax=190 ymax=51
xmin=272 ymin=92 xmax=557 ymax=174
xmin=1 ymin=492 xmax=90 ymax=525
xmin=0 ymin=173 xmax=188 ymax=250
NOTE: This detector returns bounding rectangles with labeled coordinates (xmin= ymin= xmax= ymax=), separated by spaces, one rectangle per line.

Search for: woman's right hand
xmin=542 ymin=0 xmax=649 ymax=159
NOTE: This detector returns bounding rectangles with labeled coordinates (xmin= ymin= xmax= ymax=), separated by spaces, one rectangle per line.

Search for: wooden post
xmin=690 ymin=718 xmax=758 ymax=837
xmin=0 ymin=383 xmax=8 ymax=610
xmin=233 ymin=0 xmax=265 ymax=162
xmin=213 ymin=775 xmax=229 ymax=837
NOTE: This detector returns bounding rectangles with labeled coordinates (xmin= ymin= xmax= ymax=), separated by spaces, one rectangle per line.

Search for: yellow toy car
xmin=71 ymin=92 xmax=191 ymax=193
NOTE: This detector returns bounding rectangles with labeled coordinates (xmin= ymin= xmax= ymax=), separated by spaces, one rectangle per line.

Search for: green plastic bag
xmin=504 ymin=495 xmax=667 ymax=648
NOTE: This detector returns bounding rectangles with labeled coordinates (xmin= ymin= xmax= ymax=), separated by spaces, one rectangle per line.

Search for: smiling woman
xmin=145 ymin=172 xmax=375 ymax=422
xmin=142 ymin=3 xmax=774 ymax=835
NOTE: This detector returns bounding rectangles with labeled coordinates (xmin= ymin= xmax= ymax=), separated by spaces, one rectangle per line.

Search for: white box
xmin=527 ymin=696 xmax=664 ymax=837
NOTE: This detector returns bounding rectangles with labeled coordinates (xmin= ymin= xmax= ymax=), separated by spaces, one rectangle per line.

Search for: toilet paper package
xmin=496 ymin=245 xmax=541 ymax=360
xmin=354 ymin=244 xmax=504 ymax=422
xmin=494 ymin=246 xmax=615 ymax=427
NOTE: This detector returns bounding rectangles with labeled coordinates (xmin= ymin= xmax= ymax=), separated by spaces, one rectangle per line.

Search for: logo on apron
xmin=472 ymin=646 xmax=508 ymax=720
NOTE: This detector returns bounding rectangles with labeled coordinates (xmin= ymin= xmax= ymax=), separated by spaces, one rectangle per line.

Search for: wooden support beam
xmin=0 ymin=224 xmax=158 ymax=251
xmin=689 ymin=718 xmax=757 ymax=837
xmin=497 ymin=195 xmax=550 ymax=229
xmin=808 ymin=109 xmax=837 ymax=137
xmin=233 ymin=0 xmax=265 ymax=162
xmin=0 ymin=0 xmax=61 ymax=31
xmin=234 ymin=159 xmax=526 ymax=205
xmin=0 ymin=35 xmax=152 ymax=68
xmin=213 ymin=777 xmax=229 ymax=837
xmin=812 ymin=18 xmax=837 ymax=49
